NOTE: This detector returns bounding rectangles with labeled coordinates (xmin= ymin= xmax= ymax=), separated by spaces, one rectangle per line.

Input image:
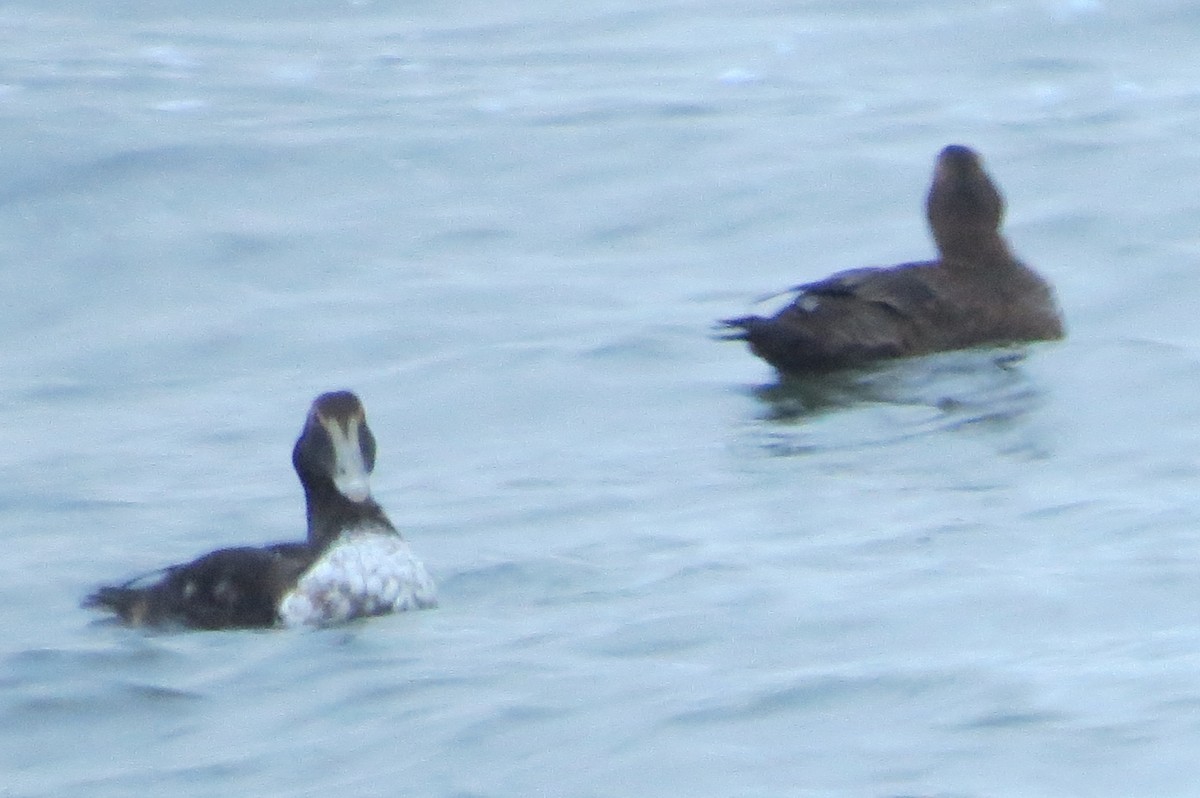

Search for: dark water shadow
xmin=752 ymin=347 xmax=1032 ymax=419
xmin=742 ymin=346 xmax=1050 ymax=456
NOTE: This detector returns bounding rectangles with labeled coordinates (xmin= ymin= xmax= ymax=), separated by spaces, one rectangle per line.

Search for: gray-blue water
xmin=3 ymin=1 xmax=1200 ymax=795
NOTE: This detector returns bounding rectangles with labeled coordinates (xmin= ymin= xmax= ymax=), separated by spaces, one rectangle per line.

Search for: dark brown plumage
xmin=720 ymin=145 xmax=1064 ymax=375
xmin=83 ymin=543 xmax=314 ymax=630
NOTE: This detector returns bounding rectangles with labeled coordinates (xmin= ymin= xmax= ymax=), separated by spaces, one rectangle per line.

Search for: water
xmin=2 ymin=0 xmax=1200 ymax=795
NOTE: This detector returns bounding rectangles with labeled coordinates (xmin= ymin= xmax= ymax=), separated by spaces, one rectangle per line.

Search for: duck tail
xmin=714 ymin=315 xmax=768 ymax=341
xmin=82 ymin=568 xmax=169 ymax=623
xmin=82 ymin=584 xmax=140 ymax=616
xmin=714 ymin=316 xmax=750 ymax=341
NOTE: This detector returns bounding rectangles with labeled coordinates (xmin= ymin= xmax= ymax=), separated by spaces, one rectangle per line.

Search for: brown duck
xmin=720 ymin=145 xmax=1064 ymax=374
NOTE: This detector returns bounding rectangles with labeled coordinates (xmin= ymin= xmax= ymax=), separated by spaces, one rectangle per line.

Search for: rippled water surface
xmin=4 ymin=1 xmax=1200 ymax=796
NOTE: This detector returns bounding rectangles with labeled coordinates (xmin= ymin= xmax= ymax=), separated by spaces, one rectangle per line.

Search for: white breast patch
xmin=278 ymin=530 xmax=437 ymax=628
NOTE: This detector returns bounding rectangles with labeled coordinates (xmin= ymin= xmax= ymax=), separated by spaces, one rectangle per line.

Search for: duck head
xmin=925 ymin=144 xmax=1008 ymax=262
xmin=293 ymin=391 xmax=386 ymax=545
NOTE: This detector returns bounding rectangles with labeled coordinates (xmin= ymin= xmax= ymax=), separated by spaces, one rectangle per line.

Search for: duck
xmin=83 ymin=391 xmax=437 ymax=630
xmin=719 ymin=145 xmax=1064 ymax=374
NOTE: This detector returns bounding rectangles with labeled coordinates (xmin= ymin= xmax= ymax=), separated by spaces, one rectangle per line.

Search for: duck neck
xmin=301 ymin=477 xmax=393 ymax=550
xmin=934 ymin=228 xmax=1015 ymax=267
